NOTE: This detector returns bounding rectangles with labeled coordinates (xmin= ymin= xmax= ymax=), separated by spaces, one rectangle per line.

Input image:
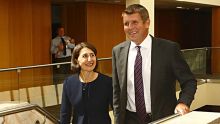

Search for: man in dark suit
xmin=112 ymin=4 xmax=197 ymax=124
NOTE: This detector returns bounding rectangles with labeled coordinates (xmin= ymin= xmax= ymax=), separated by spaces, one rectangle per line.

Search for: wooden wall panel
xmin=0 ymin=1 xmax=10 ymax=68
xmin=64 ymin=2 xmax=87 ymax=44
xmin=32 ymin=0 xmax=52 ymax=87
xmin=0 ymin=0 xmax=12 ymax=91
xmin=155 ymin=9 xmax=211 ymax=49
xmin=9 ymin=0 xmax=33 ymax=67
xmin=86 ymin=3 xmax=125 ymax=75
xmin=155 ymin=10 xmax=181 ymax=43
xmin=0 ymin=0 xmax=52 ymax=91
xmin=8 ymin=0 xmax=34 ymax=89
xmin=212 ymin=7 xmax=220 ymax=74
xmin=87 ymin=2 xmax=125 ymax=58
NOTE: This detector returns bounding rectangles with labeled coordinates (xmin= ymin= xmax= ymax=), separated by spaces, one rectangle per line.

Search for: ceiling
xmin=52 ymin=0 xmax=216 ymax=9
xmin=155 ymin=0 xmax=215 ymax=9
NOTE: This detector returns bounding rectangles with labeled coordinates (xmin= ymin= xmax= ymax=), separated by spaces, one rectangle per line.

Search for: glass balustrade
xmin=0 ymin=47 xmax=220 ymax=122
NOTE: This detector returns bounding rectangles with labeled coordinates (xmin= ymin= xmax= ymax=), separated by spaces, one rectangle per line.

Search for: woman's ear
xmin=75 ymin=59 xmax=78 ymax=64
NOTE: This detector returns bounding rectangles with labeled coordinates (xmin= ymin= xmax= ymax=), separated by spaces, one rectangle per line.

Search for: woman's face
xmin=77 ymin=47 xmax=96 ymax=72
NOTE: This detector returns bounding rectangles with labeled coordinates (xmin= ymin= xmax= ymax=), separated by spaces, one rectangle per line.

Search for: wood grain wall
xmin=59 ymin=2 xmax=125 ymax=75
xmin=0 ymin=0 xmax=51 ymax=91
xmin=61 ymin=2 xmax=125 ymax=58
xmin=2 ymin=1 xmax=219 ymax=91
xmin=87 ymin=3 xmax=125 ymax=75
xmin=212 ymin=7 xmax=220 ymax=74
xmin=62 ymin=2 xmax=87 ymax=44
xmin=155 ymin=9 xmax=211 ymax=49
xmin=87 ymin=2 xmax=125 ymax=58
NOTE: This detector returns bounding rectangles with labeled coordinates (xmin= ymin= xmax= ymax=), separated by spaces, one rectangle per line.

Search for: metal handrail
xmin=181 ymin=47 xmax=220 ymax=52
xmin=0 ymin=102 xmax=59 ymax=123
xmin=1 ymin=46 xmax=220 ymax=72
xmin=149 ymin=113 xmax=181 ymax=124
xmin=0 ymin=57 xmax=112 ymax=72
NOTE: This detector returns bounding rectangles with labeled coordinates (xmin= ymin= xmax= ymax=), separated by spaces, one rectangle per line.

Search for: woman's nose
xmin=87 ymin=56 xmax=92 ymax=61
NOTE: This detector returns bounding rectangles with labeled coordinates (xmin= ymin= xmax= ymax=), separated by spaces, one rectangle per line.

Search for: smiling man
xmin=112 ymin=4 xmax=197 ymax=124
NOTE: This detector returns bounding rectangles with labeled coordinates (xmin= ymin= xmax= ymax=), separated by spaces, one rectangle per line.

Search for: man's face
xmin=57 ymin=27 xmax=65 ymax=37
xmin=123 ymin=13 xmax=150 ymax=45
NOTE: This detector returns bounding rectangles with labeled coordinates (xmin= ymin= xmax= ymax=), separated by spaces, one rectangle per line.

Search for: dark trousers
xmin=125 ymin=110 xmax=152 ymax=124
xmin=52 ymin=56 xmax=72 ymax=84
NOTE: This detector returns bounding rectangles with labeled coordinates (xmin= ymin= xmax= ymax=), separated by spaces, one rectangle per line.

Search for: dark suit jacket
xmin=112 ymin=36 xmax=197 ymax=124
xmin=60 ymin=73 xmax=113 ymax=124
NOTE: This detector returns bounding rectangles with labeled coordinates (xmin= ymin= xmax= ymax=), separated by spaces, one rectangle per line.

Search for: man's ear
xmin=144 ymin=18 xmax=150 ymax=29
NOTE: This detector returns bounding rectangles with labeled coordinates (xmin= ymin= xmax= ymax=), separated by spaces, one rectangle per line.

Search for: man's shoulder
xmin=153 ymin=36 xmax=178 ymax=46
xmin=113 ymin=41 xmax=130 ymax=50
xmin=63 ymin=35 xmax=71 ymax=39
xmin=52 ymin=36 xmax=60 ymax=41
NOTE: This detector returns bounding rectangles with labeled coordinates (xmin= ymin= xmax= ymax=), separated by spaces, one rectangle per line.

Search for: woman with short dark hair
xmin=60 ymin=42 xmax=112 ymax=124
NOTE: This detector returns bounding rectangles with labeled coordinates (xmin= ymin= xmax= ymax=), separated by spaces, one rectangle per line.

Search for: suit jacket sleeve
xmin=172 ymin=43 xmax=197 ymax=107
xmin=60 ymin=79 xmax=72 ymax=124
xmin=112 ymin=47 xmax=121 ymax=124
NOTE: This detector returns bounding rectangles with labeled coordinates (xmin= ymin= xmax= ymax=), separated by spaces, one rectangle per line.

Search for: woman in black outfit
xmin=60 ymin=42 xmax=112 ymax=124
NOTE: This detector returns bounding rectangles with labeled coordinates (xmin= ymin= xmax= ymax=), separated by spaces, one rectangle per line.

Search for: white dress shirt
xmin=51 ymin=36 xmax=75 ymax=58
xmin=126 ymin=34 xmax=152 ymax=113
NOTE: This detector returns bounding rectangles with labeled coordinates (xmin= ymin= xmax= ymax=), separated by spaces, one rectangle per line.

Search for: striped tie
xmin=134 ymin=46 xmax=148 ymax=123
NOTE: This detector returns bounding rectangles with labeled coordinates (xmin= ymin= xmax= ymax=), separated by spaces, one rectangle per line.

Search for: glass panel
xmin=182 ymin=48 xmax=207 ymax=75
xmin=97 ymin=58 xmax=112 ymax=77
xmin=0 ymin=70 xmax=18 ymax=102
xmin=1 ymin=50 xmax=220 ymax=122
xmin=51 ymin=62 xmax=72 ymax=85
xmin=211 ymin=47 xmax=220 ymax=76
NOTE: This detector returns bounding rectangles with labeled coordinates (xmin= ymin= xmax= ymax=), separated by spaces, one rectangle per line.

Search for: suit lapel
xmin=151 ymin=36 xmax=157 ymax=79
xmin=118 ymin=41 xmax=130 ymax=90
xmin=150 ymin=36 xmax=161 ymax=104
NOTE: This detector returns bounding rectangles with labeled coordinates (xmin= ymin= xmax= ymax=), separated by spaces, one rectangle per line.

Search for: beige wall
xmin=176 ymin=82 xmax=220 ymax=111
xmin=126 ymin=0 xmax=155 ymax=35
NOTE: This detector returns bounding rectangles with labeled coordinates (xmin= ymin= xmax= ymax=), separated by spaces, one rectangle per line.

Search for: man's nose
xmin=128 ymin=23 xmax=134 ymax=29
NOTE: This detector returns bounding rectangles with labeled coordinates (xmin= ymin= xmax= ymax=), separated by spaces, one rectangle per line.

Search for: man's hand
xmin=57 ymin=42 xmax=64 ymax=51
xmin=70 ymin=38 xmax=75 ymax=44
xmin=174 ymin=103 xmax=190 ymax=115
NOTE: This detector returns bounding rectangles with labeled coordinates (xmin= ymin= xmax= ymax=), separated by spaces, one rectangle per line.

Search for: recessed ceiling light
xmin=195 ymin=8 xmax=200 ymax=10
xmin=176 ymin=6 xmax=183 ymax=9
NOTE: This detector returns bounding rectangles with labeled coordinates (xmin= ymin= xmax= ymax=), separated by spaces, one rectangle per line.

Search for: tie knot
xmin=135 ymin=46 xmax=141 ymax=52
xmin=135 ymin=45 xmax=141 ymax=49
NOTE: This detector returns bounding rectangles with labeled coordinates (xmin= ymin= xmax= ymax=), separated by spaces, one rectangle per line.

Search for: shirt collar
xmin=130 ymin=34 xmax=152 ymax=49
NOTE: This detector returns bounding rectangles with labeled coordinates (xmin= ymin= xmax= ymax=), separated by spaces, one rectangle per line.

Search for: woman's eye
xmin=82 ymin=54 xmax=88 ymax=58
xmin=91 ymin=54 xmax=95 ymax=57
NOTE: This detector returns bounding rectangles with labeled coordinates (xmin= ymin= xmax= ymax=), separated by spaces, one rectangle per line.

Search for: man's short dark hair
xmin=122 ymin=4 xmax=149 ymax=22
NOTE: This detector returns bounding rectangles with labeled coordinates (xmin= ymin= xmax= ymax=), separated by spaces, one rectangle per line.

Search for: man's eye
xmin=124 ymin=22 xmax=129 ymax=26
xmin=134 ymin=21 xmax=138 ymax=25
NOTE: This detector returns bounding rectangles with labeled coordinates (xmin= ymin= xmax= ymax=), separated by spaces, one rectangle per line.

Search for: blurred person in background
xmin=51 ymin=26 xmax=75 ymax=84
